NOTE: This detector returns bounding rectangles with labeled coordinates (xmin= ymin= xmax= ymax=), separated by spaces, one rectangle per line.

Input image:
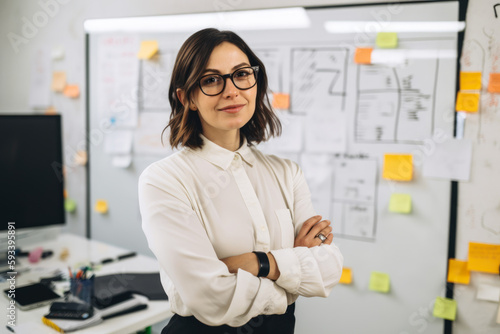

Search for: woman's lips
xmin=219 ymin=104 xmax=245 ymax=113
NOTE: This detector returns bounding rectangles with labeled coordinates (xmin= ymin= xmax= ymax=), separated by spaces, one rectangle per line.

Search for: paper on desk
xmin=104 ymin=130 xmax=133 ymax=154
xmin=468 ymin=242 xmax=500 ymax=274
xmin=476 ymin=284 xmax=500 ymax=302
xmin=10 ymin=322 xmax=55 ymax=334
xmin=422 ymin=138 xmax=472 ymax=181
xmin=29 ymin=48 xmax=51 ymax=108
xmin=433 ymin=297 xmax=457 ymax=321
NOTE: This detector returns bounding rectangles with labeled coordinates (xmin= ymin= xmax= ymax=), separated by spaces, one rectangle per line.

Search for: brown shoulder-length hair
xmin=163 ymin=28 xmax=281 ymax=149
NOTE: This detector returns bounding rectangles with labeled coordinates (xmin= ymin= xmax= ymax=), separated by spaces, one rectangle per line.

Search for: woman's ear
xmin=176 ymin=88 xmax=197 ymax=110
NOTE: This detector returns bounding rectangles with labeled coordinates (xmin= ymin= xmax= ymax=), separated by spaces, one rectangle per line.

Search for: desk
xmin=1 ymin=233 xmax=173 ymax=334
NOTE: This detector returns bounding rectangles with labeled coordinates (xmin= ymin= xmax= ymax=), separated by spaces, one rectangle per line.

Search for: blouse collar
xmin=189 ymin=133 xmax=256 ymax=170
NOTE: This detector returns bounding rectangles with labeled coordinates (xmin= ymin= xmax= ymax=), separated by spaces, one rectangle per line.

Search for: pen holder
xmin=69 ymin=277 xmax=94 ymax=306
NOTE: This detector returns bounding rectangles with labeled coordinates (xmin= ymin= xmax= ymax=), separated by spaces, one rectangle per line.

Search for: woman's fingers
xmin=308 ymin=219 xmax=331 ymax=239
xmin=296 ymin=215 xmax=322 ymax=239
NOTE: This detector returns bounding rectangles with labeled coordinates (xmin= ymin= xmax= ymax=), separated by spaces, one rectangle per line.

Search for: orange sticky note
xmin=64 ymin=189 xmax=68 ymax=199
xmin=44 ymin=106 xmax=57 ymax=115
xmin=460 ymin=72 xmax=482 ymax=90
xmin=95 ymin=199 xmax=108 ymax=214
xmin=51 ymin=71 xmax=66 ymax=92
xmin=383 ymin=154 xmax=413 ymax=181
xmin=354 ymin=48 xmax=373 ymax=64
xmin=63 ymin=84 xmax=80 ymax=98
xmin=455 ymin=92 xmax=480 ymax=112
xmin=339 ymin=268 xmax=352 ymax=284
xmin=74 ymin=150 xmax=87 ymax=166
xmin=272 ymin=93 xmax=290 ymax=109
xmin=488 ymin=73 xmax=500 ymax=93
xmin=447 ymin=259 xmax=470 ymax=284
xmin=137 ymin=40 xmax=159 ymax=59
xmin=468 ymin=242 xmax=500 ymax=274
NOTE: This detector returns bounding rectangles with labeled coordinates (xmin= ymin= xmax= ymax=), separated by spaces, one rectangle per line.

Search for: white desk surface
xmin=1 ymin=233 xmax=172 ymax=334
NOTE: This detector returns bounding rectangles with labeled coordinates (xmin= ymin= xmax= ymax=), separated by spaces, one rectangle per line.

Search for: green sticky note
xmin=433 ymin=297 xmax=457 ymax=321
xmin=65 ymin=198 xmax=77 ymax=213
xmin=376 ymin=32 xmax=398 ymax=48
xmin=389 ymin=193 xmax=412 ymax=214
xmin=369 ymin=272 xmax=390 ymax=293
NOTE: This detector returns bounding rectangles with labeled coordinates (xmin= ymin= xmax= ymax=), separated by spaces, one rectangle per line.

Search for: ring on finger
xmin=316 ymin=233 xmax=327 ymax=242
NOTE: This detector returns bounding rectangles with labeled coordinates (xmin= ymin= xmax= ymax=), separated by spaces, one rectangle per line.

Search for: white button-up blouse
xmin=139 ymin=134 xmax=343 ymax=327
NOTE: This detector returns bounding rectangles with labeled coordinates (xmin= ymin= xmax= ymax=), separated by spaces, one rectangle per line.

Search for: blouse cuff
xmin=269 ymin=248 xmax=301 ymax=294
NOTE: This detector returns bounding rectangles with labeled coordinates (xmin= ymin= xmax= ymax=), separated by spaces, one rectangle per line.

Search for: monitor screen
xmin=0 ymin=115 xmax=65 ymax=231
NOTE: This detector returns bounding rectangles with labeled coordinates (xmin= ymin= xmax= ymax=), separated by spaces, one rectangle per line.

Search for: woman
xmin=139 ymin=28 xmax=343 ymax=334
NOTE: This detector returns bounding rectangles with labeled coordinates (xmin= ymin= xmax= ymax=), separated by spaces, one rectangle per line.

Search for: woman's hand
xmin=294 ymin=215 xmax=333 ymax=248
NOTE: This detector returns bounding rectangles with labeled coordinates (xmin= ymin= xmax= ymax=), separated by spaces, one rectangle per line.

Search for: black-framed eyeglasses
xmin=198 ymin=66 xmax=259 ymax=96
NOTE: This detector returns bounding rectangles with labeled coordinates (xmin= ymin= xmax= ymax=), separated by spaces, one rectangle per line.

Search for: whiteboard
xmin=87 ymin=2 xmax=460 ymax=333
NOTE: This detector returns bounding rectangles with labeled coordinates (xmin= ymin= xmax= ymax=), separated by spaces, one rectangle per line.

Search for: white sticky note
xmin=112 ymin=154 xmax=132 ymax=168
xmin=476 ymin=284 xmax=500 ymax=302
xmin=422 ymin=138 xmax=472 ymax=181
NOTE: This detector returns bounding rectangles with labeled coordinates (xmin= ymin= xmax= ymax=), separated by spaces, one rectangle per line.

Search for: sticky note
xmin=460 ymin=72 xmax=482 ymax=90
xmin=455 ymin=92 xmax=480 ymax=112
xmin=64 ymin=189 xmax=68 ymax=199
xmin=389 ymin=193 xmax=412 ymax=214
xmin=63 ymin=84 xmax=80 ymax=98
xmin=433 ymin=297 xmax=457 ymax=321
xmin=272 ymin=93 xmax=290 ymax=110
xmin=64 ymin=198 xmax=77 ymax=213
xmin=447 ymin=259 xmax=470 ymax=284
xmin=74 ymin=150 xmax=87 ymax=166
xmin=488 ymin=73 xmax=500 ymax=93
xmin=138 ymin=40 xmax=159 ymax=59
xmin=51 ymin=71 xmax=66 ymax=92
xmin=354 ymin=48 xmax=373 ymax=64
xmin=376 ymin=32 xmax=398 ymax=48
xmin=468 ymin=242 xmax=500 ymax=274
xmin=95 ymin=199 xmax=108 ymax=214
xmin=44 ymin=106 xmax=57 ymax=115
xmin=383 ymin=154 xmax=413 ymax=181
xmin=369 ymin=272 xmax=390 ymax=293
xmin=476 ymin=284 xmax=500 ymax=302
xmin=339 ymin=268 xmax=352 ymax=284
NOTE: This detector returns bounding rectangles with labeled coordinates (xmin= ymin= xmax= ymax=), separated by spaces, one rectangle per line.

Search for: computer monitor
xmin=0 ymin=115 xmax=65 ymax=232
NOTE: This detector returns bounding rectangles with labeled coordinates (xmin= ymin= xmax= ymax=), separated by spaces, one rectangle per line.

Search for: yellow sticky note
xmin=369 ymin=272 xmax=390 ymax=293
xmin=137 ymin=40 xmax=159 ymax=59
xmin=339 ymin=268 xmax=352 ymax=284
xmin=488 ymin=73 xmax=500 ymax=93
xmin=433 ymin=297 xmax=457 ymax=321
xmin=376 ymin=32 xmax=398 ymax=48
xmin=64 ymin=198 xmax=77 ymax=213
xmin=383 ymin=154 xmax=413 ymax=181
xmin=63 ymin=84 xmax=80 ymax=98
xmin=272 ymin=93 xmax=290 ymax=110
xmin=447 ymin=259 xmax=470 ymax=284
xmin=95 ymin=199 xmax=108 ymax=214
xmin=51 ymin=71 xmax=66 ymax=92
xmin=389 ymin=193 xmax=412 ymax=214
xmin=354 ymin=48 xmax=373 ymax=64
xmin=460 ymin=72 xmax=482 ymax=90
xmin=455 ymin=92 xmax=480 ymax=112
xmin=468 ymin=242 xmax=500 ymax=274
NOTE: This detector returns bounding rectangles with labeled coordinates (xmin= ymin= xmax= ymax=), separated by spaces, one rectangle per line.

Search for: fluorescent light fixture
xmin=325 ymin=21 xmax=465 ymax=34
xmin=84 ymin=7 xmax=309 ymax=33
xmin=371 ymin=49 xmax=457 ymax=64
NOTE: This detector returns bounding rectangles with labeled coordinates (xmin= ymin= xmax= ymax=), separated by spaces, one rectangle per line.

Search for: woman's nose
xmin=222 ymin=77 xmax=239 ymax=98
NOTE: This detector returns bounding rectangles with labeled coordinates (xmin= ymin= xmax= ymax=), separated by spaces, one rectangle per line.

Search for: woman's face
xmin=190 ymin=42 xmax=257 ymax=139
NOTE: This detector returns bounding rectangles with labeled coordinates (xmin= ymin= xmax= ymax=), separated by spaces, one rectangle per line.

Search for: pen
xmin=6 ymin=325 xmax=15 ymax=333
xmin=117 ymin=252 xmax=137 ymax=261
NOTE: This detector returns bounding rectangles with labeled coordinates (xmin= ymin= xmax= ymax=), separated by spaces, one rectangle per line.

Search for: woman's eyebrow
xmin=202 ymin=62 xmax=250 ymax=74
